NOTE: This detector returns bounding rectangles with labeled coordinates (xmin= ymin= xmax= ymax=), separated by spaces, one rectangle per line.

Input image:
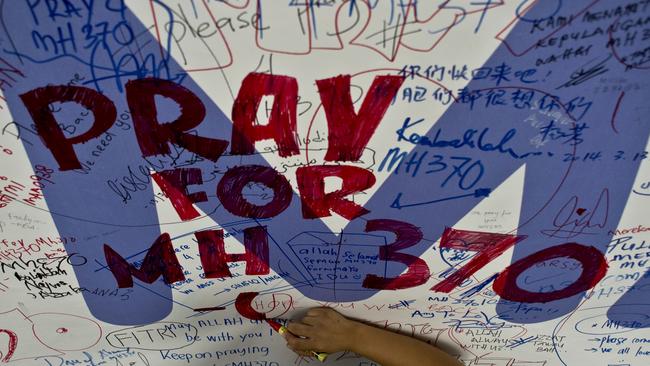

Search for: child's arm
xmin=284 ymin=307 xmax=461 ymax=366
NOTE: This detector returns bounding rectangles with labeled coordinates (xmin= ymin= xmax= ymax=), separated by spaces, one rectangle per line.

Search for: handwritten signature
xmin=444 ymin=311 xmax=511 ymax=330
xmin=557 ymin=55 xmax=611 ymax=89
xmin=542 ymin=188 xmax=609 ymax=239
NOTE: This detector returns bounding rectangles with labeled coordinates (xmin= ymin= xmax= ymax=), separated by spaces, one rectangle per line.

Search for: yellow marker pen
xmin=266 ymin=319 xmax=328 ymax=362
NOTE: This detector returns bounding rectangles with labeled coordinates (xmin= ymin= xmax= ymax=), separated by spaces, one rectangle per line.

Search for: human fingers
xmin=286 ymin=321 xmax=314 ymax=337
xmin=306 ymin=307 xmax=329 ymax=317
xmin=285 ymin=332 xmax=316 ymax=353
xmin=294 ymin=350 xmax=313 ymax=358
xmin=302 ymin=315 xmax=321 ymax=326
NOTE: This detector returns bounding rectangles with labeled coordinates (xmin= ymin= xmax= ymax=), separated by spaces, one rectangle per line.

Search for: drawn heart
xmin=0 ymin=329 xmax=17 ymax=363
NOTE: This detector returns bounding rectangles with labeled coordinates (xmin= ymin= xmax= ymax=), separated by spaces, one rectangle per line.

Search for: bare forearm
xmin=350 ymin=322 xmax=461 ymax=366
xmin=284 ymin=308 xmax=461 ymax=365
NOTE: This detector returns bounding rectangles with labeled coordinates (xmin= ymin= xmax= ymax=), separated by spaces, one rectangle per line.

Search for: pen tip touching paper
xmin=265 ymin=319 xmax=284 ymax=333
